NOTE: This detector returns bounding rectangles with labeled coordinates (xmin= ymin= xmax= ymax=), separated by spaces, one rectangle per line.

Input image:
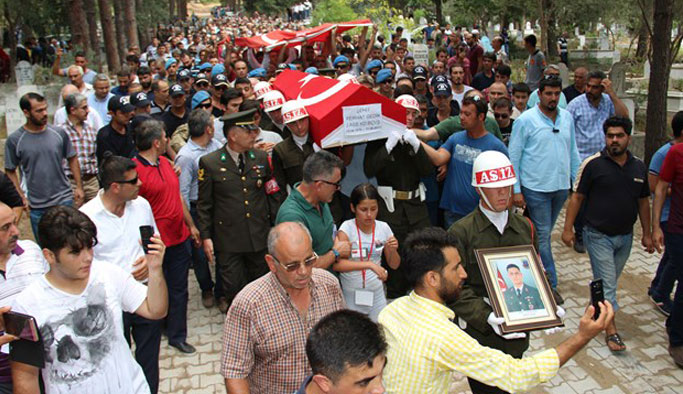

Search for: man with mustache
xmin=562 ymin=116 xmax=653 ymax=352
xmin=508 ymin=76 xmax=581 ymax=305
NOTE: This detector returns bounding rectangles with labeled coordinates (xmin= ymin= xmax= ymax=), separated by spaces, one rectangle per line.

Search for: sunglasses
xmin=197 ymin=102 xmax=212 ymax=109
xmin=114 ymin=175 xmax=138 ymax=185
xmin=272 ymin=252 xmax=318 ymax=272
xmin=336 ymin=64 xmax=349 ymax=69
xmin=493 ymin=113 xmax=509 ymax=119
xmin=314 ymin=179 xmax=341 ymax=190
xmin=381 ymin=79 xmax=394 ymax=84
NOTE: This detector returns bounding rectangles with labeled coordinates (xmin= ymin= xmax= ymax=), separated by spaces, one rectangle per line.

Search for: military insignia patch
xmin=198 ymin=168 xmax=205 ymax=181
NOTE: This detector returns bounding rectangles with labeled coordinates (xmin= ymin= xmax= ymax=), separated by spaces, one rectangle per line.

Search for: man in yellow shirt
xmin=378 ymin=227 xmax=614 ymax=393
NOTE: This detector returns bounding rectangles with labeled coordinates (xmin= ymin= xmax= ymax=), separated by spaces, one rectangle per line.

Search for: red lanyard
xmin=355 ymin=219 xmax=375 ymax=288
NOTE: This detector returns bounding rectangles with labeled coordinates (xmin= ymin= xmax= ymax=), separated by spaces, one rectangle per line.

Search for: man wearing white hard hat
xmin=260 ymin=90 xmax=288 ymax=138
xmin=448 ymin=150 xmax=565 ymax=394
xmin=272 ymin=99 xmax=316 ymax=190
xmin=363 ymin=94 xmax=433 ymax=299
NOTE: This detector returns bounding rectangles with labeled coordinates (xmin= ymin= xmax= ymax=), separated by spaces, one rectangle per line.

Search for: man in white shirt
xmin=79 ymin=154 xmax=163 ymax=393
xmin=11 ymin=206 xmax=168 ymax=394
xmin=54 ymin=84 xmax=104 ymax=130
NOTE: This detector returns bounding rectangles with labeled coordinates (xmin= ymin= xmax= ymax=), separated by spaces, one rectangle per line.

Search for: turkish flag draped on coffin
xmin=236 ymin=19 xmax=373 ymax=50
xmin=272 ymin=69 xmax=406 ymax=148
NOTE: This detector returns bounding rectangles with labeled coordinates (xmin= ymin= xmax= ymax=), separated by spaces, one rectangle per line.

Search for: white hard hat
xmin=281 ymin=99 xmax=309 ymax=123
xmin=261 ymin=90 xmax=285 ymax=113
xmin=395 ymin=94 xmax=419 ymax=111
xmin=337 ymin=73 xmax=359 ymax=84
xmin=471 ymin=150 xmax=517 ymax=188
xmin=254 ymin=81 xmax=273 ymax=99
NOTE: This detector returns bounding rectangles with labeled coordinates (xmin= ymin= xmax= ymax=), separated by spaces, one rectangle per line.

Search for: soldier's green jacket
xmin=197 ymin=147 xmax=283 ymax=254
xmin=271 ymin=136 xmax=315 ymax=189
xmin=447 ymin=205 xmax=538 ymax=357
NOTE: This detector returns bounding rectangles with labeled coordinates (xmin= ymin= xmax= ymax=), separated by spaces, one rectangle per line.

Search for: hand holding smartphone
xmin=140 ymin=225 xmax=154 ymax=254
xmin=590 ymin=279 xmax=604 ymax=320
xmin=3 ymin=311 xmax=40 ymax=342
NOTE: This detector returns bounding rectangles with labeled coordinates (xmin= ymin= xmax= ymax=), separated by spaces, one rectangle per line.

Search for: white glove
xmin=402 ymin=129 xmax=421 ymax=154
xmin=385 ymin=130 xmax=402 ymax=154
xmin=487 ymin=312 xmax=527 ymax=339
xmin=543 ymin=306 xmax=566 ymax=335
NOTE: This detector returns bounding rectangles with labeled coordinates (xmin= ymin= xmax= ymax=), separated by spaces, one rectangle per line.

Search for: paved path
xmin=159 ymin=214 xmax=683 ymax=393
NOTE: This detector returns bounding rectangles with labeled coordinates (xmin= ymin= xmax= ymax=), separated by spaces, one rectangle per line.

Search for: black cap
xmin=130 ymin=92 xmax=151 ymax=108
xmin=195 ymin=72 xmax=209 ymax=84
xmin=170 ymin=84 xmax=185 ymax=97
xmin=177 ymin=68 xmax=192 ymax=80
xmin=108 ymin=95 xmax=134 ymax=113
xmin=431 ymin=74 xmax=448 ymax=87
xmin=221 ymin=108 xmax=259 ymax=133
xmin=412 ymin=66 xmax=427 ymax=80
xmin=434 ymin=82 xmax=452 ymax=97
xmin=212 ymin=73 xmax=229 ymax=87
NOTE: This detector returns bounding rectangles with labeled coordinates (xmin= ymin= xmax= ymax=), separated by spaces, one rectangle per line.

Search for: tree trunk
xmin=169 ymin=0 xmax=176 ymax=20
xmin=136 ymin=0 xmax=150 ymax=50
xmin=432 ymin=0 xmax=443 ymax=25
xmin=4 ymin=1 xmax=17 ymax=81
xmin=538 ymin=0 xmax=550 ymax=54
xmin=98 ymin=0 xmax=120 ymax=74
xmin=179 ymin=0 xmax=187 ymax=20
xmin=113 ymin=0 xmax=127 ymax=62
xmin=69 ymin=0 xmax=89 ymax=51
xmin=644 ymin=0 xmax=675 ymax=164
xmin=83 ymin=0 xmax=101 ymax=69
xmin=635 ymin=20 xmax=649 ymax=59
xmin=546 ymin=5 xmax=558 ymax=58
xmin=123 ymin=0 xmax=139 ymax=50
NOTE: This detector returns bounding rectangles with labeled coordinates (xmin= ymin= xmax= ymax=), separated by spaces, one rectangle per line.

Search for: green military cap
xmin=221 ymin=108 xmax=259 ymax=134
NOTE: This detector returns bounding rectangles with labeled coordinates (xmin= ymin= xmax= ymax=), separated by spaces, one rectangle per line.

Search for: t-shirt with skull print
xmin=12 ymin=260 xmax=149 ymax=393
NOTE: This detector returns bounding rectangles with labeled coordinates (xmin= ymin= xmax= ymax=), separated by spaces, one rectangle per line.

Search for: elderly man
xmin=276 ymin=151 xmax=351 ymax=269
xmin=87 ymin=73 xmax=114 ymax=124
xmin=378 ymin=227 xmax=614 ymax=394
xmin=52 ymin=50 xmax=97 ymax=84
xmin=220 ymin=222 xmax=345 ymax=394
xmin=54 ymin=84 xmax=103 ymax=129
xmin=60 ymin=93 xmax=100 ymax=203
xmin=487 ymin=82 xmax=521 ymax=120
xmin=63 ymin=65 xmax=94 ymax=99
xmin=563 ymin=67 xmax=588 ymax=104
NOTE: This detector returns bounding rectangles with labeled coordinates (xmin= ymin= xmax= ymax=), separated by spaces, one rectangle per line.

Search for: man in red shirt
xmin=653 ymin=140 xmax=683 ymax=368
xmin=133 ymin=118 xmax=201 ymax=354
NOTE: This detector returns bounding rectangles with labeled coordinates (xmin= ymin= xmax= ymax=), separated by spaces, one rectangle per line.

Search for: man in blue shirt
xmin=508 ymin=76 xmax=580 ymax=302
xmin=422 ymin=95 xmax=508 ymax=229
xmin=648 ymin=111 xmax=683 ymax=316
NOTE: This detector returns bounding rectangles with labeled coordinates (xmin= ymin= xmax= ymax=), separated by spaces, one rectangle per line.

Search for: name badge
xmin=355 ymin=290 xmax=374 ymax=307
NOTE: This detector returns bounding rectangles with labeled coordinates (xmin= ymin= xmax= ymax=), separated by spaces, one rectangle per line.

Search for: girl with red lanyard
xmin=334 ymin=183 xmax=400 ymax=321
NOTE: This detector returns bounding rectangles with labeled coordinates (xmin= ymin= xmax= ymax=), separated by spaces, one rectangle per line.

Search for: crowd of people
xmin=0 ymin=9 xmax=681 ymax=394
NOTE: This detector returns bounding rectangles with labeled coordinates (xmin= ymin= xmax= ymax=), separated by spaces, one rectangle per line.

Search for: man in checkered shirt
xmin=220 ymin=222 xmax=345 ymax=394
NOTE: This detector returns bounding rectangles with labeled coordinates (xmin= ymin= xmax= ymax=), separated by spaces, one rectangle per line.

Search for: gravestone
xmin=15 ymin=61 xmax=33 ymax=86
xmin=574 ymin=27 xmax=580 ymax=37
xmin=609 ymin=61 xmax=627 ymax=96
xmin=578 ymin=35 xmax=586 ymax=49
xmin=558 ymin=63 xmax=570 ymax=89
xmin=412 ymin=44 xmax=429 ymax=68
xmin=644 ymin=60 xmax=650 ymax=79
xmin=419 ymin=17 xmax=427 ymax=26
xmin=622 ymin=98 xmax=636 ymax=121
xmin=5 ymin=108 xmax=24 ymax=135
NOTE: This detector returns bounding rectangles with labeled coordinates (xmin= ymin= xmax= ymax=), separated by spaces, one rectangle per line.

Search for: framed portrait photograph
xmin=475 ymin=245 xmax=563 ymax=334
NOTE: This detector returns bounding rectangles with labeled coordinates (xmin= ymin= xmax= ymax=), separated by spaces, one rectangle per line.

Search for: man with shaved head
xmin=563 ymin=67 xmax=588 ymax=104
xmin=220 ymin=222 xmax=345 ymax=394
xmin=487 ymin=82 xmax=521 ymax=120
xmin=53 ymin=84 xmax=103 ymax=130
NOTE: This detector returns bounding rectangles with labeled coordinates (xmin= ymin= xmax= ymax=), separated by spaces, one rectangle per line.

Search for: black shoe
xmin=201 ymin=290 xmax=214 ymax=308
xmin=170 ymin=341 xmax=196 ymax=354
xmin=573 ymin=241 xmax=586 ymax=254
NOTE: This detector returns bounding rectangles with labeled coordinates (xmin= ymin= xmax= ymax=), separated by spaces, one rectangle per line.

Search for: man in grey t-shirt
xmin=4 ymin=93 xmax=83 ymax=238
xmin=524 ymin=34 xmax=546 ymax=91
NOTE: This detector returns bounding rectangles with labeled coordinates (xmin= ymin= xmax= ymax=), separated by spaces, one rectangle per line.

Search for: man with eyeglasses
xmin=220 ymin=221 xmax=344 ymax=393
xmin=198 ymin=109 xmax=284 ymax=314
xmin=276 ymin=151 xmax=351 ymax=270
xmin=375 ymin=69 xmax=394 ymax=99
xmin=492 ymin=97 xmax=514 ymax=146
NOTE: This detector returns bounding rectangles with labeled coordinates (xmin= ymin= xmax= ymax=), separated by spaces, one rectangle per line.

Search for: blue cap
xmin=165 ymin=58 xmax=178 ymax=70
xmin=199 ymin=62 xmax=212 ymax=71
xmin=333 ymin=55 xmax=350 ymax=67
xmin=305 ymin=67 xmax=319 ymax=75
xmin=191 ymin=91 xmax=212 ymax=110
xmin=365 ymin=59 xmax=383 ymax=72
xmin=248 ymin=68 xmax=267 ymax=78
xmin=376 ymin=68 xmax=393 ymax=83
xmin=211 ymin=64 xmax=226 ymax=77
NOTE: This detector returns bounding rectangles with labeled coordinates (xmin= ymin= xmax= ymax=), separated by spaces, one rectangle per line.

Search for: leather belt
xmin=393 ymin=188 xmax=421 ymax=200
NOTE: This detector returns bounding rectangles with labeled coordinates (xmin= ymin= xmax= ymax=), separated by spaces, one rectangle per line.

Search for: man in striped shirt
xmin=378 ymin=227 xmax=614 ymax=393
xmin=0 ymin=203 xmax=49 ymax=393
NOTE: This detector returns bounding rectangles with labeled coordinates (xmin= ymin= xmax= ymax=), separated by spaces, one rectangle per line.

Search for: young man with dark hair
xmin=648 ymin=111 xmax=683 ymax=317
xmin=379 ymin=226 xmax=613 ymax=393
xmin=563 ymin=116 xmax=653 ymax=352
xmin=509 ymin=76 xmax=580 ymax=303
xmin=492 ymin=97 xmax=514 ymax=145
xmin=10 ymin=206 xmax=168 ymax=393
xmin=471 ymin=52 xmax=496 ymax=91
xmin=96 ymin=95 xmax=137 ymax=163
xmin=523 ymin=34 xmax=546 ymax=91
xmin=511 ymin=83 xmax=531 ymax=114
xmin=296 ymin=310 xmax=387 ymax=394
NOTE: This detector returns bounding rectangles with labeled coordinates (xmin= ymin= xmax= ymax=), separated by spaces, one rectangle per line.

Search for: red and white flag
xmin=497 ymin=269 xmax=507 ymax=292
xmin=236 ymin=20 xmax=372 ymax=50
xmin=272 ymin=70 xmax=406 ymax=148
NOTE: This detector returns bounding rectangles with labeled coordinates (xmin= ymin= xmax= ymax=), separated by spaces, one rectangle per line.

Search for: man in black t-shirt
xmin=160 ymin=84 xmax=189 ymax=139
xmin=492 ymin=97 xmax=514 ymax=146
xmin=96 ymin=95 xmax=136 ymax=163
xmin=563 ymin=67 xmax=587 ymax=104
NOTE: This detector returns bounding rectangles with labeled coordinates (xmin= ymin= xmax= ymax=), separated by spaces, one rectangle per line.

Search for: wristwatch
xmin=332 ymin=248 xmax=340 ymax=262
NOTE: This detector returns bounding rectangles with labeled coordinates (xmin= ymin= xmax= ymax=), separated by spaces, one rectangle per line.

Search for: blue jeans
xmin=29 ymin=199 xmax=73 ymax=241
xmin=583 ymin=226 xmax=633 ymax=312
xmin=665 ymin=232 xmax=683 ymax=347
xmin=650 ymin=222 xmax=677 ymax=302
xmin=522 ymin=187 xmax=568 ymax=288
xmin=163 ymin=239 xmax=192 ymax=345
xmin=190 ymin=204 xmax=223 ymax=298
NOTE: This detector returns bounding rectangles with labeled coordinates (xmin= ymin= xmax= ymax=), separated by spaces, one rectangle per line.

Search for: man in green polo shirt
xmin=276 ymin=151 xmax=351 ymax=269
xmin=414 ymin=90 xmax=503 ymax=142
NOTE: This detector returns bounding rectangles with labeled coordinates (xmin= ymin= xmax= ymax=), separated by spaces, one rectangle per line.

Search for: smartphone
xmin=140 ymin=225 xmax=154 ymax=254
xmin=3 ymin=311 xmax=40 ymax=342
xmin=590 ymin=279 xmax=604 ymax=320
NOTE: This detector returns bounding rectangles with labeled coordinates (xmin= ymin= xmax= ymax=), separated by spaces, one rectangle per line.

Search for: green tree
xmin=312 ymin=0 xmax=359 ymax=25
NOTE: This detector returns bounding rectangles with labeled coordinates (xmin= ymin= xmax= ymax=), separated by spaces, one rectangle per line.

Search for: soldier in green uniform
xmin=271 ymin=99 xmax=315 ymax=191
xmin=197 ymin=108 xmax=283 ymax=313
xmin=503 ymin=264 xmax=544 ymax=312
xmin=448 ymin=150 xmax=563 ymax=394
xmin=364 ymin=95 xmax=434 ymax=299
